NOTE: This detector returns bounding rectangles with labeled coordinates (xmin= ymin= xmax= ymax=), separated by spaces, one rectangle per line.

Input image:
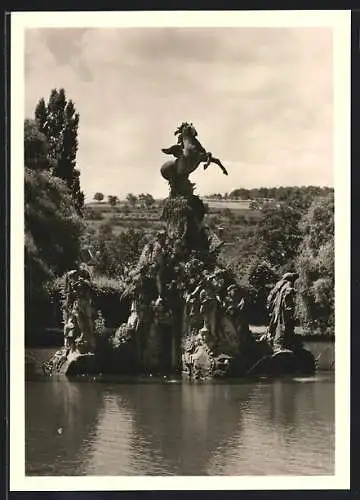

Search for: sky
xmin=24 ymin=27 xmax=333 ymax=201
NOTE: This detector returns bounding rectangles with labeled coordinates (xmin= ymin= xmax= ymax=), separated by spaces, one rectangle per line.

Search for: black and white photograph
xmin=10 ymin=10 xmax=350 ymax=490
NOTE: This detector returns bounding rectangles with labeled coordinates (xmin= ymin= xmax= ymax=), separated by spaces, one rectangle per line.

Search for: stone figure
xmin=160 ymin=122 xmax=228 ymax=196
xmin=206 ymin=228 xmax=224 ymax=255
xmin=189 ymin=331 xmax=214 ymax=380
xmin=199 ymin=285 xmax=218 ymax=338
xmin=136 ymin=240 xmax=156 ymax=272
xmin=81 ymin=247 xmax=101 ymax=277
xmin=187 ymin=275 xmax=219 ymax=341
xmin=221 ymin=284 xmax=251 ymax=348
xmin=171 ymin=238 xmax=186 ymax=261
xmin=185 ymin=288 xmax=200 ymax=322
xmin=209 ymin=269 xmax=227 ymax=301
xmin=63 ymin=264 xmax=95 ymax=353
xmin=63 ymin=266 xmax=87 ymax=324
xmin=127 ymin=300 xmax=141 ymax=331
xmin=266 ymin=272 xmax=299 ymax=351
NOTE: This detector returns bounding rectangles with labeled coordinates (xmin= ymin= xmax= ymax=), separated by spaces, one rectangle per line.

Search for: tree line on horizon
xmin=91 ymin=185 xmax=333 ymax=208
xmin=92 ymin=192 xmax=156 ymax=208
xmin=207 ymin=186 xmax=333 ymax=201
xmin=24 ymin=87 xmax=335 ymax=341
xmin=93 ymin=185 xmax=334 ymax=204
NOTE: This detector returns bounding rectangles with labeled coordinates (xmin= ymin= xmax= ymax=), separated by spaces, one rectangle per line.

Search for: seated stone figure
xmin=266 ymin=272 xmax=299 ymax=351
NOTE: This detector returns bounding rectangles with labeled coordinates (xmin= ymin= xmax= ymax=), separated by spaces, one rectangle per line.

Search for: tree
xmin=24 ymin=119 xmax=52 ymax=172
xmin=24 ymin=119 xmax=83 ymax=332
xmin=248 ymin=259 xmax=278 ymax=291
xmin=254 ymin=203 xmax=303 ymax=270
xmin=226 ymin=186 xmax=333 ymax=207
xmin=35 ymin=88 xmax=84 ymax=214
xmin=126 ymin=193 xmax=137 ymax=207
xmin=91 ymin=224 xmax=147 ymax=278
xmin=94 ymin=192 xmax=104 ymax=203
xmin=295 ymin=194 xmax=334 ymax=334
xmin=230 ymin=188 xmax=251 ymax=200
xmin=143 ymin=193 xmax=155 ymax=209
xmin=138 ymin=193 xmax=146 ymax=208
xmin=25 ymin=169 xmax=83 ymax=276
xmin=108 ymin=195 xmax=118 ymax=207
xmin=246 ymin=259 xmax=279 ymax=324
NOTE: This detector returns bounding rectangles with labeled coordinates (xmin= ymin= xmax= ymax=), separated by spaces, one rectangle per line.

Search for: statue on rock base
xmin=265 ymin=272 xmax=299 ymax=351
xmin=63 ymin=264 xmax=96 ymax=353
xmin=246 ymin=272 xmax=316 ymax=377
xmin=42 ymin=122 xmax=316 ymax=379
xmin=42 ymin=264 xmax=98 ymax=376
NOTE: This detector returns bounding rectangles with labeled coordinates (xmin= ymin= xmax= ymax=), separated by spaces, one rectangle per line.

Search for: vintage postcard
xmin=10 ymin=10 xmax=350 ymax=491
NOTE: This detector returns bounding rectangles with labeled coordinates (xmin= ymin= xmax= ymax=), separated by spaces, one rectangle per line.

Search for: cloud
xmin=24 ymin=27 xmax=333 ymax=199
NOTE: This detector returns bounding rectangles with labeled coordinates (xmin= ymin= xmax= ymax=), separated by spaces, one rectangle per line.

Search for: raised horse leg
xmin=203 ymin=154 xmax=228 ymax=176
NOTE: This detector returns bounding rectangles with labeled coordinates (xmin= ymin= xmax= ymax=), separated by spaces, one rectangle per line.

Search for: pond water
xmin=25 ymin=349 xmax=335 ymax=476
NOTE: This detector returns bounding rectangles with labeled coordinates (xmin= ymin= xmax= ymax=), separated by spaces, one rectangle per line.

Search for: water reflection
xmin=26 ymin=379 xmax=105 ymax=475
xmin=205 ymin=378 xmax=335 ymax=476
xmin=106 ymin=382 xmax=255 ymax=475
xmin=25 ymin=375 xmax=335 ymax=476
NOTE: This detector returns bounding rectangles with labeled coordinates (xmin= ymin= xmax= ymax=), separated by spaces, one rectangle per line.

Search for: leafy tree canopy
xmin=94 ymin=192 xmax=104 ymax=203
xmin=295 ymin=193 xmax=335 ymax=334
xmin=24 ymin=118 xmax=83 ymax=331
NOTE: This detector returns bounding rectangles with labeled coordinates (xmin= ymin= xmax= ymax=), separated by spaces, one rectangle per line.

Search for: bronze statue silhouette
xmin=160 ymin=122 xmax=228 ymax=196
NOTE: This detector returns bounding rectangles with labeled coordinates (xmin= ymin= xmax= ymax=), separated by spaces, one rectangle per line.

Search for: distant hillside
xmin=87 ymin=198 xmax=256 ymax=211
xmin=84 ymin=186 xmax=333 ymax=238
xmin=84 ymin=197 xmax=262 ymax=235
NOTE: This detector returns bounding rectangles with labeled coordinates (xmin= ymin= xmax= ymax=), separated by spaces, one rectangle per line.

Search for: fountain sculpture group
xmin=43 ymin=123 xmax=315 ymax=379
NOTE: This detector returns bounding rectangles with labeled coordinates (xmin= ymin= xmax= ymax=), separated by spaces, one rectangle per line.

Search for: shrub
xmin=246 ymin=259 xmax=279 ymax=325
xmin=295 ymin=194 xmax=334 ymax=334
xmin=46 ymin=273 xmax=131 ymax=329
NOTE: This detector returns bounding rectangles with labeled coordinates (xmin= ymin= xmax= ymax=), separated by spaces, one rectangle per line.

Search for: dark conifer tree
xmin=35 ymin=88 xmax=84 ymax=214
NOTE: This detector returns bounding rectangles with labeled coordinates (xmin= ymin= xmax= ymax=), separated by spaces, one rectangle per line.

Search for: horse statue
xmin=160 ymin=122 xmax=228 ymax=196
